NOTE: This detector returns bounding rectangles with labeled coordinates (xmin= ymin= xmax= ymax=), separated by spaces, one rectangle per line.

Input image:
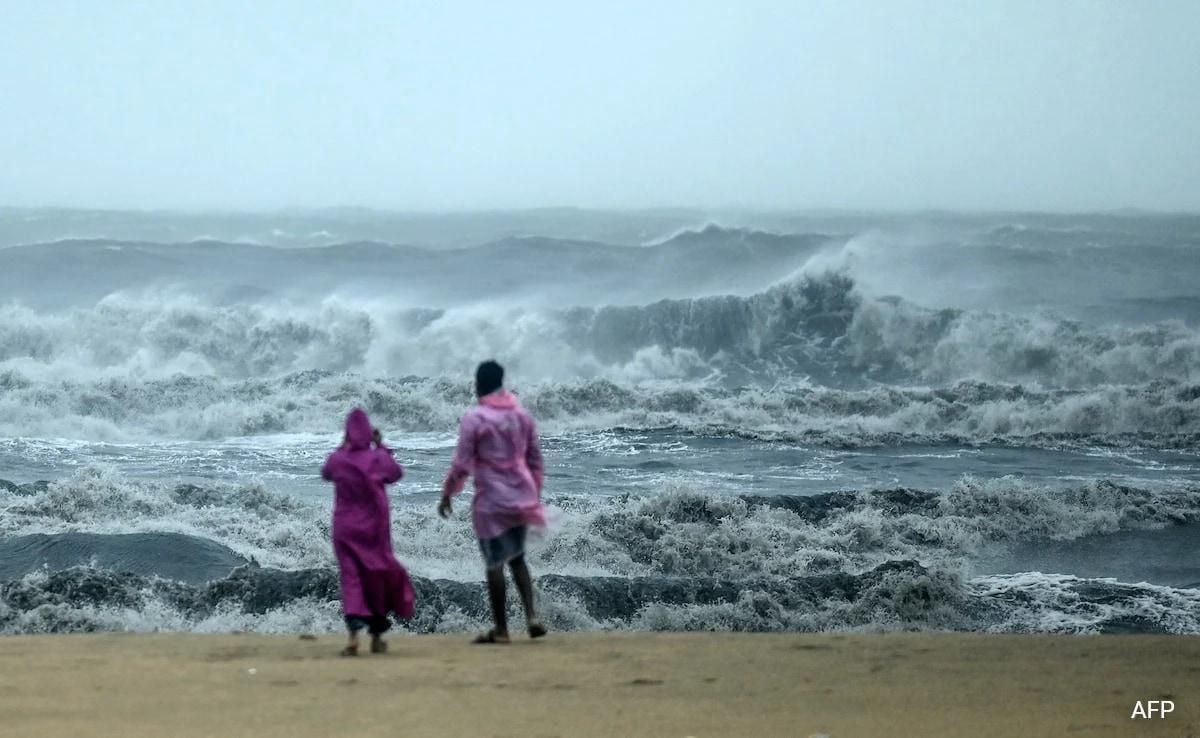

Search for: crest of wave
xmin=0 ymin=288 xmax=717 ymax=385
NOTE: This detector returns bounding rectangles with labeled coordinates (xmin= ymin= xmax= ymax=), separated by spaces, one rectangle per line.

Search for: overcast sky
xmin=2 ymin=1 xmax=1198 ymax=212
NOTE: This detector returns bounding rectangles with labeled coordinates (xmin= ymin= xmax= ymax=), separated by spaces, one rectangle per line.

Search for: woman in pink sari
xmin=439 ymin=360 xmax=548 ymax=644
xmin=321 ymin=408 xmax=415 ymax=656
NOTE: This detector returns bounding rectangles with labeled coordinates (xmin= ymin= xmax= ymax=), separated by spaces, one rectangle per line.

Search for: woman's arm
xmin=375 ymin=448 xmax=404 ymax=485
xmin=372 ymin=429 xmax=404 ymax=484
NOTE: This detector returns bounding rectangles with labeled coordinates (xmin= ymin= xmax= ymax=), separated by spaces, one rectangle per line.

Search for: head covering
xmin=344 ymin=408 xmax=374 ymax=450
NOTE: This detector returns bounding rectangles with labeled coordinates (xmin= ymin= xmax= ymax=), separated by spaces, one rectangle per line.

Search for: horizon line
xmin=2 ymin=204 xmax=1199 ymax=218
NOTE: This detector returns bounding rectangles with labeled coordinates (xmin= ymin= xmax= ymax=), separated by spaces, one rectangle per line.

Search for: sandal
xmin=340 ymin=644 xmax=359 ymax=657
xmin=528 ymin=620 xmax=548 ymax=639
xmin=370 ymin=639 xmax=388 ymax=654
xmin=472 ymin=630 xmax=511 ymax=645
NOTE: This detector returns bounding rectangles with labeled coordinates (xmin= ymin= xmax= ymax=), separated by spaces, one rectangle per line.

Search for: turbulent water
xmin=1 ymin=208 xmax=1198 ymax=635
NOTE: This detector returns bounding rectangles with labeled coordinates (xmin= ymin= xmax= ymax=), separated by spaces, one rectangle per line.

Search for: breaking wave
xmin=1 ymin=261 xmax=1199 ymax=446
xmin=1 ymin=368 xmax=1197 ymax=448
xmin=2 ymin=469 xmax=1199 ymax=635
xmin=3 ymin=214 xmax=1199 ymax=637
xmin=4 ymin=268 xmax=1199 ymax=384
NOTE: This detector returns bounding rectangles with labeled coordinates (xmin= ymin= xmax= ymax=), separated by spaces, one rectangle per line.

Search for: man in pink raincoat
xmin=321 ymin=408 xmax=415 ymax=656
xmin=439 ymin=360 xmax=548 ymax=644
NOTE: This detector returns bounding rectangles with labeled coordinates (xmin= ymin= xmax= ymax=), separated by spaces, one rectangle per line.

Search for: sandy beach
xmin=0 ymin=632 xmax=1195 ymax=737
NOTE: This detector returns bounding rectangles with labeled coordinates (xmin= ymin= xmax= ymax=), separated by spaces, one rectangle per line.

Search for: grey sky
xmin=2 ymin=1 xmax=1198 ymax=211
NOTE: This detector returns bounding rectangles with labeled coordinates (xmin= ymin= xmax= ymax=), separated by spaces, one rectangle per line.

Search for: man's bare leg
xmin=510 ymin=555 xmax=546 ymax=638
xmin=475 ymin=565 xmax=511 ymax=643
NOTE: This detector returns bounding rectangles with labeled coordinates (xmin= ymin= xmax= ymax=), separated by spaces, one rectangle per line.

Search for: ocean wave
xmin=0 ymin=229 xmax=829 ymax=310
xmin=0 ymin=207 xmax=719 ymax=251
xmin=2 ymin=266 xmax=1200 ymax=392
xmin=4 ymin=469 xmax=1199 ymax=582
xmin=4 ymin=559 xmax=1197 ymax=636
xmin=1 ymin=367 xmax=1197 ymax=446
xmin=5 ymin=470 xmax=1199 ymax=635
xmin=0 ymin=531 xmax=247 ymax=584
xmin=3 ymin=215 xmax=1200 ymax=395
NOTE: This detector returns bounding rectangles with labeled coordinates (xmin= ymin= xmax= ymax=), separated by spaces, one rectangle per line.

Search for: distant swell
xmin=0 ymin=228 xmax=832 ymax=310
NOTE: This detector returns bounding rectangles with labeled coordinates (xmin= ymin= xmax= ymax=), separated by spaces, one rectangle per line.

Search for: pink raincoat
xmin=443 ymin=389 xmax=547 ymax=540
xmin=321 ymin=408 xmax=415 ymax=622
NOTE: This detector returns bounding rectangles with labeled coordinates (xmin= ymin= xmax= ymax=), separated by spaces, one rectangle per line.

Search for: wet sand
xmin=0 ymin=632 xmax=1196 ymax=737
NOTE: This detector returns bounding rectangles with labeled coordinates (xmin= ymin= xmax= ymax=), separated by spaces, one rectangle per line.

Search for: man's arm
xmin=439 ymin=414 xmax=476 ymax=517
xmin=524 ymin=415 xmax=545 ymax=495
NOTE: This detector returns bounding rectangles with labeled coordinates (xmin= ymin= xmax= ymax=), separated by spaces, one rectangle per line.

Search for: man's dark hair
xmin=475 ymin=360 xmax=504 ymax=397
